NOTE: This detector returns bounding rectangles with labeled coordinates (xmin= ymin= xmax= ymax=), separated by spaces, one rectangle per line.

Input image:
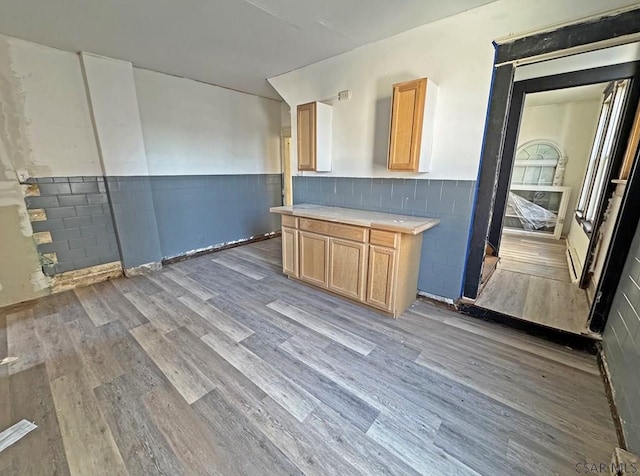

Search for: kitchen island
xmin=270 ymin=204 xmax=439 ymax=317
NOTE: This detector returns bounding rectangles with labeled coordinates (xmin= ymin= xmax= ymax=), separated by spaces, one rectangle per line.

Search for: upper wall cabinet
xmin=387 ymin=78 xmax=438 ymax=173
xmin=297 ymin=101 xmax=332 ymax=172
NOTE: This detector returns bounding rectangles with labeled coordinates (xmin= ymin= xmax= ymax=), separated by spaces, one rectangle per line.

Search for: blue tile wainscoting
xmin=25 ymin=174 xmax=283 ymax=275
xmin=150 ymin=174 xmax=283 ymax=259
xmin=603 ymin=217 xmax=640 ymax=453
xmin=292 ymin=176 xmax=475 ymax=300
xmin=24 ymin=176 xmax=120 ymax=275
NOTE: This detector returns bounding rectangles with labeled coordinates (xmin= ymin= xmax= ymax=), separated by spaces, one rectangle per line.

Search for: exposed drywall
xmin=133 ymin=68 xmax=281 ymax=176
xmin=567 ymin=215 xmax=591 ymax=275
xmin=517 ymin=99 xmax=601 ymax=235
xmin=268 ymin=0 xmax=638 ymax=180
xmin=0 ymin=36 xmax=50 ymax=307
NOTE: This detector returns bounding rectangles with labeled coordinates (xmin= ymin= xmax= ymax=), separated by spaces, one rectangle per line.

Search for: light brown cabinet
xmin=329 ymin=238 xmax=368 ymax=301
xmin=366 ymin=245 xmax=396 ymax=311
xmin=281 ymin=226 xmax=299 ymax=277
xmin=274 ymin=210 xmax=432 ymax=317
xmin=388 ymin=77 xmax=438 ymax=173
xmin=296 ymin=101 xmax=332 ymax=172
xmin=299 ymin=231 xmax=329 ymax=288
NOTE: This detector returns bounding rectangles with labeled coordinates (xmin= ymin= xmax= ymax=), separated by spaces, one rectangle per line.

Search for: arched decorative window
xmin=512 ymin=141 xmax=566 ymax=186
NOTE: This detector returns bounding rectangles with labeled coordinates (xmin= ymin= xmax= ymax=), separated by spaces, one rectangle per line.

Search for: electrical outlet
xmin=338 ymin=90 xmax=352 ymax=101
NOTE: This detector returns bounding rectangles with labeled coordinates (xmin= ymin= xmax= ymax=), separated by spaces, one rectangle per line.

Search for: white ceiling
xmin=0 ymin=0 xmax=496 ymax=99
xmin=524 ymin=83 xmax=608 ymax=107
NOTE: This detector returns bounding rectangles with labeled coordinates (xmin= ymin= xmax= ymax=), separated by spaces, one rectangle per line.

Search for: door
xmin=388 ymin=78 xmax=426 ymax=171
xmin=367 ymin=245 xmax=396 ymax=311
xmin=299 ymin=231 xmax=329 ymax=287
xmin=328 ymin=238 xmax=368 ymax=300
xmin=281 ymin=226 xmax=298 ymax=277
xmin=297 ymin=102 xmax=316 ymax=171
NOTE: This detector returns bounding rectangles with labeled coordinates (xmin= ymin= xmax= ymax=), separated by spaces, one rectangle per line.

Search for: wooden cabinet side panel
xmin=388 ymin=78 xmax=426 ymax=172
xmin=281 ymin=227 xmax=299 ymax=277
xmin=394 ymin=233 xmax=423 ymax=317
xmin=297 ymin=102 xmax=316 ymax=171
xmin=328 ymin=238 xmax=368 ymax=301
xmin=366 ymin=246 xmax=396 ymax=311
xmin=299 ymin=231 xmax=329 ymax=288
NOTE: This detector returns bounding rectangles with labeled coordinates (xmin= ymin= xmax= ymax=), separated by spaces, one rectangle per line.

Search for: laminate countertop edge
xmin=270 ymin=204 xmax=440 ymax=235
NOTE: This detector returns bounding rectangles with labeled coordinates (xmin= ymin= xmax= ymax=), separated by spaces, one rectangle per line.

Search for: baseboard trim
xmin=124 ymin=261 xmax=163 ymax=277
xmin=162 ymin=231 xmax=281 ymax=265
xmin=598 ymin=344 xmax=628 ymax=450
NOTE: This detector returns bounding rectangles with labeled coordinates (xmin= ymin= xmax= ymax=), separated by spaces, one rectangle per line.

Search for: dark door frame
xmin=462 ymin=7 xmax=640 ymax=334
xmin=486 ymin=62 xmax=640 ymax=271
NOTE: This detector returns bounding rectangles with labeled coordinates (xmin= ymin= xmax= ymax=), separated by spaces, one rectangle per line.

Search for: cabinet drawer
xmin=281 ymin=215 xmax=298 ymax=228
xmin=299 ymin=218 xmax=367 ymax=243
xmin=370 ymin=229 xmax=399 ymax=248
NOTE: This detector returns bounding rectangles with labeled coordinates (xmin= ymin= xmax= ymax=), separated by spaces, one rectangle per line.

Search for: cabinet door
xmin=297 ymin=102 xmax=316 ymax=171
xmin=367 ymin=245 xmax=396 ymax=311
xmin=299 ymin=231 xmax=329 ymax=287
xmin=328 ymin=238 xmax=368 ymax=301
xmin=281 ymin=226 xmax=298 ymax=277
xmin=388 ymin=78 xmax=426 ymax=172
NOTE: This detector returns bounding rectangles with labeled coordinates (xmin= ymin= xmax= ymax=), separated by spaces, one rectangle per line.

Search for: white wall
xmin=134 ymin=68 xmax=281 ymax=176
xmin=517 ymin=100 xmax=601 ymax=235
xmin=81 ymin=53 xmax=150 ymax=177
xmin=268 ymin=0 xmax=639 ymax=180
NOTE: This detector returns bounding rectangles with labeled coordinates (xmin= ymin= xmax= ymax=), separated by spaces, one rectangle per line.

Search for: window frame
xmin=575 ymin=79 xmax=630 ymax=234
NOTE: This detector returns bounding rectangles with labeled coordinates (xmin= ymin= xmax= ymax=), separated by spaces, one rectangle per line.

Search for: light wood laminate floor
xmin=476 ymin=234 xmax=591 ymax=335
xmin=0 ymin=237 xmax=617 ymax=475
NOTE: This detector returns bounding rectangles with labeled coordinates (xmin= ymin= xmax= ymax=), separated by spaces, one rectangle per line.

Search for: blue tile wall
xmin=24 ymin=177 xmax=120 ymax=275
xmin=150 ymin=174 xmax=282 ymax=259
xmin=603 ymin=218 xmax=640 ymax=453
xmin=293 ymin=176 xmax=475 ymax=299
xmin=106 ymin=176 xmax=163 ymax=269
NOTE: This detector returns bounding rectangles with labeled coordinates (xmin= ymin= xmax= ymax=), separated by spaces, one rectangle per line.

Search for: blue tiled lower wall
xmin=603 ymin=218 xmax=640 ymax=453
xmin=151 ymin=174 xmax=282 ymax=259
xmin=24 ymin=176 xmax=120 ymax=275
xmin=293 ymin=176 xmax=475 ymax=299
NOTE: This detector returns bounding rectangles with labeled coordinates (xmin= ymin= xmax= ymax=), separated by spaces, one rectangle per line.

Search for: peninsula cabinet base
xmin=270 ymin=205 xmax=439 ymax=318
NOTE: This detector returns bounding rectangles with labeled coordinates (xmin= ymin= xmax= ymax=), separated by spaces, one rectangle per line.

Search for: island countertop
xmin=270 ymin=204 xmax=439 ymax=235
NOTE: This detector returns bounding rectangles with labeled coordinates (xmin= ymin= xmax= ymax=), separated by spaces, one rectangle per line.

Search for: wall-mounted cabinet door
xmin=328 ymin=238 xmax=368 ymax=301
xmin=388 ymin=78 xmax=437 ymax=173
xmin=366 ymin=245 xmax=396 ymax=311
xmin=281 ymin=226 xmax=299 ymax=277
xmin=299 ymin=231 xmax=329 ymax=288
xmin=297 ymin=102 xmax=316 ymax=171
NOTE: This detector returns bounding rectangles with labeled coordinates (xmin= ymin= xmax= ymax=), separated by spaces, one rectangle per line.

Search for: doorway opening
xmin=462 ymin=8 xmax=640 ymax=338
xmin=475 ymin=79 xmax=637 ymax=335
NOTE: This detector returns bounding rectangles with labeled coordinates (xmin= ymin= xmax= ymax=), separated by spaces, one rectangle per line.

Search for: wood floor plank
xmin=267 ymin=299 xmax=377 ymax=356
xmin=246 ymin=396 xmax=363 ymax=476
xmin=65 ymin=317 xmax=124 ymax=389
xmin=142 ymin=385 xmax=233 ymax=476
xmin=177 ymin=294 xmax=254 ymax=342
xmin=5 ymin=364 xmax=70 ymax=475
xmin=6 ymin=309 xmax=45 ymax=376
xmin=34 ymin=312 xmax=83 ymax=382
xmin=211 ymin=254 xmax=268 ymax=280
xmin=192 ymin=389 xmax=305 ymax=476
xmin=130 ymin=323 xmax=216 ymax=404
xmin=241 ymin=332 xmax=379 ymax=433
xmin=49 ymin=370 xmax=128 ymax=476
xmin=0 ymin=236 xmax=619 ymax=474
xmin=94 ymin=373 xmax=186 ymax=475
xmin=201 ymin=328 xmax=319 ymax=422
xmin=74 ymin=286 xmax=118 ymax=327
